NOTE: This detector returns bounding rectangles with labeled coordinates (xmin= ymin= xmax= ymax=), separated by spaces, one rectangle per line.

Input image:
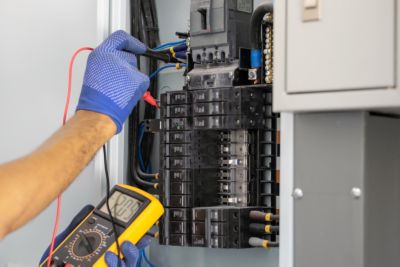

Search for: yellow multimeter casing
xmin=40 ymin=184 xmax=164 ymax=267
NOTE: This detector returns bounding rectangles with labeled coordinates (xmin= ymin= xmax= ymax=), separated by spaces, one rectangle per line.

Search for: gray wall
xmin=149 ymin=1 xmax=279 ymax=266
xmin=0 ymin=0 xmax=103 ymax=265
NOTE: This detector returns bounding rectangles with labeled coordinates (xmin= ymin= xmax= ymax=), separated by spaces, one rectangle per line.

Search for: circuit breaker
xmin=148 ymin=0 xmax=279 ymax=249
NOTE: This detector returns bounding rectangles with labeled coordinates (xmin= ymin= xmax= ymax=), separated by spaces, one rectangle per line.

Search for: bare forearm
xmin=0 ymin=110 xmax=116 ymax=238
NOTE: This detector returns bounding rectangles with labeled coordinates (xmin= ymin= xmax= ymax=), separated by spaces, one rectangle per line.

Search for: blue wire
xmin=138 ymin=123 xmax=153 ymax=173
xmin=136 ymin=249 xmax=143 ymax=267
xmin=142 ymin=249 xmax=156 ymax=267
xmin=153 ymin=40 xmax=185 ymax=51
xmin=175 ymin=51 xmax=187 ymax=60
xmin=149 ymin=64 xmax=187 ymax=80
xmin=173 ymin=43 xmax=188 ymax=53
xmin=139 ymin=62 xmax=187 ymax=173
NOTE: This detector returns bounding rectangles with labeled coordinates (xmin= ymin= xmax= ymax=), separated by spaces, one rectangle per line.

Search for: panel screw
xmin=351 ymin=187 xmax=362 ymax=199
xmin=293 ymin=188 xmax=303 ymax=199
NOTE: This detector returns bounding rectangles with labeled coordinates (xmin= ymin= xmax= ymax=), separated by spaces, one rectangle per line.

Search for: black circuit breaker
xmin=155 ymin=0 xmax=278 ymax=249
xmin=158 ymin=82 xmax=279 ymax=248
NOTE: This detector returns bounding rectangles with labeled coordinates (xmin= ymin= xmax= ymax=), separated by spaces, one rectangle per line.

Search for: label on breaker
xmin=166 ymin=105 xmax=190 ymax=117
xmin=165 ymin=131 xmax=191 ymax=143
xmin=166 ymin=170 xmax=192 ymax=182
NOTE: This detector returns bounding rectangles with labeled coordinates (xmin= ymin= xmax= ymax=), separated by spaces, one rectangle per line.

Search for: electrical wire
xmin=138 ymin=123 xmax=153 ymax=173
xmin=138 ymin=123 xmax=146 ymax=171
xmin=135 ymin=62 xmax=188 ymax=181
xmin=103 ymin=145 xmax=122 ymax=267
xmin=142 ymin=249 xmax=156 ymax=267
xmin=153 ymin=40 xmax=186 ymax=51
xmin=170 ymin=43 xmax=187 ymax=53
xmin=129 ymin=0 xmax=160 ymax=187
xmin=46 ymin=47 xmax=94 ymax=267
xmin=137 ymin=250 xmax=143 ymax=267
xmin=174 ymin=51 xmax=187 ymax=60
xmin=137 ymin=123 xmax=153 ymax=174
xmin=149 ymin=63 xmax=187 ymax=79
xmin=137 ymin=123 xmax=158 ymax=180
xmin=128 ymin=110 xmax=158 ymax=188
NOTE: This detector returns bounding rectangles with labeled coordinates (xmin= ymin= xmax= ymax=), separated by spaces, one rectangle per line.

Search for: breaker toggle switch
xmin=303 ymin=0 xmax=320 ymax=22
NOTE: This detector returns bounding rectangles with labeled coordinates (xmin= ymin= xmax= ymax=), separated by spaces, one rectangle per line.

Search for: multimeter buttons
xmin=68 ymin=229 xmax=107 ymax=262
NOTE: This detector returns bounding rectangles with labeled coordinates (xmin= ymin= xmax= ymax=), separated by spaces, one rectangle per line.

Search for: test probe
xmin=140 ymin=48 xmax=183 ymax=108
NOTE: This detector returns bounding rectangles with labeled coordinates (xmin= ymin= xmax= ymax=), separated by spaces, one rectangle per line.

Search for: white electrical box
xmin=274 ymin=0 xmax=400 ymax=112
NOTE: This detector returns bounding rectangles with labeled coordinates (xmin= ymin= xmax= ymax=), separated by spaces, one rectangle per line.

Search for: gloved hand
xmin=105 ymin=237 xmax=152 ymax=267
xmin=77 ymin=30 xmax=150 ymax=134
xmin=39 ymin=205 xmax=95 ymax=265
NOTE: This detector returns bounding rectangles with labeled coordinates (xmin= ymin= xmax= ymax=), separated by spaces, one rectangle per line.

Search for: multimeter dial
xmin=68 ymin=229 xmax=107 ymax=262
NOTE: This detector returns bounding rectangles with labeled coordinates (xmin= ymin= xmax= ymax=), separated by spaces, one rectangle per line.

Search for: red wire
xmin=46 ymin=47 xmax=94 ymax=267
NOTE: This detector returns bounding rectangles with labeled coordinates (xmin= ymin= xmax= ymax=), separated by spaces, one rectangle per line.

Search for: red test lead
xmin=142 ymin=91 xmax=160 ymax=108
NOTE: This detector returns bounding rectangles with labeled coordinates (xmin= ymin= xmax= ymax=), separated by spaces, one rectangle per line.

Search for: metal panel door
xmin=293 ymin=112 xmax=365 ymax=267
xmin=286 ymin=0 xmax=396 ymax=93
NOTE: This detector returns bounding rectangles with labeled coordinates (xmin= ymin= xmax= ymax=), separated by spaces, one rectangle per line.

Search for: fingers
xmin=136 ymin=236 xmax=152 ymax=249
xmin=104 ymin=239 xmax=151 ymax=267
xmin=114 ymin=51 xmax=137 ymax=66
xmin=136 ymin=70 xmax=150 ymax=95
xmin=98 ymin=30 xmax=146 ymax=54
xmin=121 ymin=241 xmax=140 ymax=266
xmin=105 ymin=251 xmax=126 ymax=267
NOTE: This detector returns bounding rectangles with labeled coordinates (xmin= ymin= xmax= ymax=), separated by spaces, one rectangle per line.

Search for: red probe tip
xmin=142 ymin=91 xmax=159 ymax=108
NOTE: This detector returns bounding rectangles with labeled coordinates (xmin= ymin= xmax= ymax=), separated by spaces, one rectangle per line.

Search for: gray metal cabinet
xmin=274 ymin=0 xmax=400 ymax=112
xmin=292 ymin=112 xmax=400 ymax=267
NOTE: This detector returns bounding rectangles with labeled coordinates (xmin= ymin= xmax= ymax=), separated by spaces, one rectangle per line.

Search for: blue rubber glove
xmin=39 ymin=205 xmax=95 ymax=265
xmin=105 ymin=237 xmax=152 ymax=267
xmin=77 ymin=30 xmax=150 ymax=133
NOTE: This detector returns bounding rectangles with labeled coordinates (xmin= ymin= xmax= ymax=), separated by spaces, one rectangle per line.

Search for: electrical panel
xmin=148 ymin=0 xmax=279 ymax=249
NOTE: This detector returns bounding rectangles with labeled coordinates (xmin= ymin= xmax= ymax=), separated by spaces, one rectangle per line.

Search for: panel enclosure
xmin=274 ymin=0 xmax=400 ymax=113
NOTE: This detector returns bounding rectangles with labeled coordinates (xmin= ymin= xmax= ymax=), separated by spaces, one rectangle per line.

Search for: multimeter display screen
xmin=100 ymin=191 xmax=142 ymax=223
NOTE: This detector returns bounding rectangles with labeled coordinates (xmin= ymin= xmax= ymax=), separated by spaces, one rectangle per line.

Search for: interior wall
xmin=149 ymin=1 xmax=279 ymax=266
xmin=0 ymin=0 xmax=103 ymax=265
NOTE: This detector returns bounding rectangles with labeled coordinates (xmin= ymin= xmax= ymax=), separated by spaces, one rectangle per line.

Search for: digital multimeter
xmin=40 ymin=184 xmax=164 ymax=267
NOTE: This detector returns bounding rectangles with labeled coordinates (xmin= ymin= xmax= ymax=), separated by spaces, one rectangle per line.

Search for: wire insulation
xmin=154 ymin=40 xmax=185 ymax=51
xmin=149 ymin=63 xmax=187 ymax=79
xmin=103 ymin=146 xmax=122 ymax=267
xmin=142 ymin=249 xmax=156 ymax=267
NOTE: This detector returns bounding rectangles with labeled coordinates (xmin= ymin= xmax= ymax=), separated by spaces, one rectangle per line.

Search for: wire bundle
xmin=153 ymin=40 xmax=186 ymax=51
xmin=248 ymin=210 xmax=280 ymax=249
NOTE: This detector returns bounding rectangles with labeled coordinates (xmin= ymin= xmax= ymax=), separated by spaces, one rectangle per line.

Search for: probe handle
xmin=143 ymin=49 xmax=179 ymax=63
